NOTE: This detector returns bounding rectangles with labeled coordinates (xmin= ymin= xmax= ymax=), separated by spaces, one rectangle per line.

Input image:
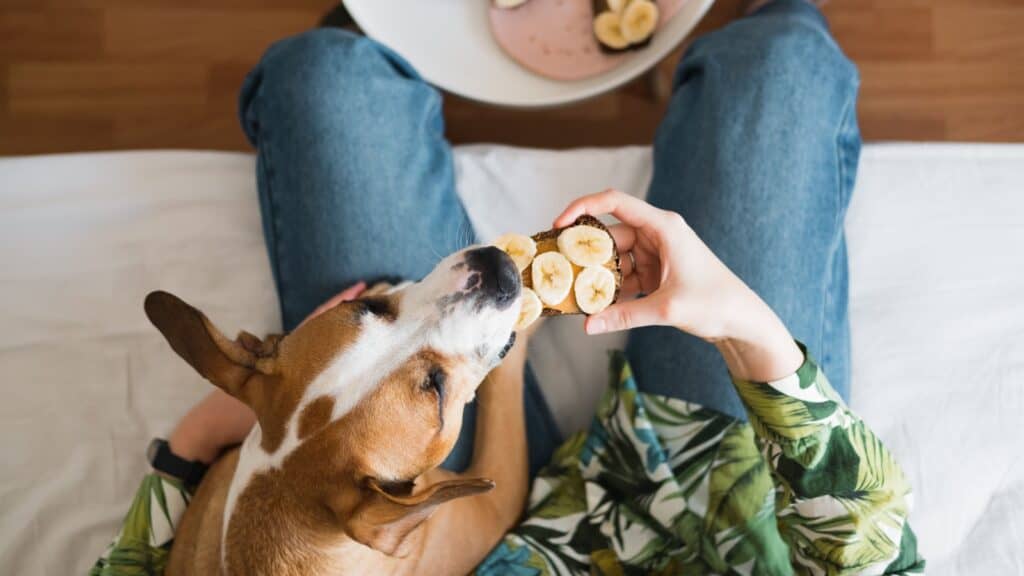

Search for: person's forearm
xmin=712 ymin=284 xmax=803 ymax=382
xmin=465 ymin=348 xmax=529 ymax=529
xmin=169 ymin=390 xmax=255 ymax=464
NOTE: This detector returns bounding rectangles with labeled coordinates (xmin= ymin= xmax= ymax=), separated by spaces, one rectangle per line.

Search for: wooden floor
xmin=1 ymin=0 xmax=1021 ymax=155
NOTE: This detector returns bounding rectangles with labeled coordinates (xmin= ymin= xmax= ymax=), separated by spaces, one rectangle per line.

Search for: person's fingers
xmin=608 ymin=223 xmax=637 ymax=253
xmin=554 ymin=189 xmax=624 ymax=226
xmin=618 ymin=273 xmax=643 ymax=299
xmin=300 ymin=281 xmax=367 ymax=327
xmin=554 ymin=189 xmax=664 ymax=230
xmin=318 ymin=282 xmax=368 ymax=311
xmin=618 ymin=253 xmax=634 ymax=281
xmin=338 ymin=281 xmax=369 ymax=301
xmin=632 ymin=247 xmax=661 ymax=287
xmin=584 ymin=292 xmax=670 ymax=335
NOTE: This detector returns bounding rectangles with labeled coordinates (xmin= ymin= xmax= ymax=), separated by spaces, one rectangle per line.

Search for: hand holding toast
xmin=555 ymin=189 xmax=803 ymax=382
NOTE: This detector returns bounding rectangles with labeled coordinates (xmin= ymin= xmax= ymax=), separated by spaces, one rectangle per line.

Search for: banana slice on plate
xmin=592 ymin=11 xmax=630 ymax=51
xmin=592 ymin=0 xmax=659 ymax=51
xmin=620 ymin=0 xmax=659 ymax=44
xmin=531 ymin=251 xmax=575 ymax=306
xmin=606 ymin=0 xmax=628 ymax=12
xmin=557 ymin=225 xmax=615 ymax=267
xmin=574 ymin=266 xmax=617 ymax=314
xmin=515 ymin=287 xmax=543 ymax=330
xmin=492 ymin=233 xmax=537 ymax=272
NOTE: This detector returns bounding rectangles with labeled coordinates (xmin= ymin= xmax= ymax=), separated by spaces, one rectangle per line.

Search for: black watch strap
xmin=147 ymin=438 xmax=208 ymax=486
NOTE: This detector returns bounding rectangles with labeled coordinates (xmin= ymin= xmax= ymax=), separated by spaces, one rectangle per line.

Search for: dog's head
xmin=145 ymin=246 xmax=521 ymax=557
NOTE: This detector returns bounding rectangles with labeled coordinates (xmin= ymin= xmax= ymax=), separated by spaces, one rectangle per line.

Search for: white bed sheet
xmin=1 ymin=144 xmax=1022 ymax=575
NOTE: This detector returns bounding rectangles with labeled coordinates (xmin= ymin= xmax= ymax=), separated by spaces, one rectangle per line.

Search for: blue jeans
xmin=628 ymin=0 xmax=859 ymax=418
xmin=239 ymin=0 xmax=858 ymax=476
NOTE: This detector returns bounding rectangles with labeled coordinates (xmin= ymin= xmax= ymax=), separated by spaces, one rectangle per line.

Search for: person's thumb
xmin=584 ymin=294 xmax=666 ymax=335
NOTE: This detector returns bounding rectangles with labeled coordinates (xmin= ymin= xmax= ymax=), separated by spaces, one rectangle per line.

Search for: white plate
xmin=345 ymin=0 xmax=716 ymax=108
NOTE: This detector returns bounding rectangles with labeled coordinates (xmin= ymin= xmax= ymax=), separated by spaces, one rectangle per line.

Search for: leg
xmin=627 ymin=0 xmax=860 ymax=418
xmin=239 ymin=28 xmax=471 ymax=330
xmin=238 ymin=28 xmax=559 ymax=472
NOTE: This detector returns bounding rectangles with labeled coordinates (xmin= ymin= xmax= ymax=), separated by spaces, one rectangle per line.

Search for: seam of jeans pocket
xmin=258 ymin=131 xmax=290 ymax=329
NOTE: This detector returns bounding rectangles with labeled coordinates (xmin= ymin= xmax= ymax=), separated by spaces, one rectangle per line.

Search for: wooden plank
xmin=932 ymin=6 xmax=1024 ymax=59
xmin=56 ymin=0 xmax=332 ymax=9
xmin=946 ymin=104 xmax=1024 ymax=142
xmin=7 ymin=62 xmax=207 ymax=115
xmin=857 ymin=102 xmax=948 ymax=141
xmin=827 ymin=6 xmax=935 ymax=60
xmin=858 ymin=60 xmax=1024 ymax=101
xmin=207 ymin=60 xmax=252 ymax=105
xmin=104 ymin=9 xmax=320 ymax=61
xmin=0 ymin=113 xmax=114 ymax=154
xmin=111 ymin=106 xmax=248 ymax=151
xmin=0 ymin=8 xmax=103 ymax=60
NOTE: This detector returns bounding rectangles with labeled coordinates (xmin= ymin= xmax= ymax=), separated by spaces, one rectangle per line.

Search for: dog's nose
xmin=466 ymin=246 xmax=521 ymax=307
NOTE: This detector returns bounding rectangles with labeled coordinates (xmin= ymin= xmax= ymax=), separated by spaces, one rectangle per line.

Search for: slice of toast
xmin=521 ymin=215 xmax=622 ymax=316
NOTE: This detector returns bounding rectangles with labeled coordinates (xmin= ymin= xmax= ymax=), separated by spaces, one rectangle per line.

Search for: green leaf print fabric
xmin=89 ymin=474 xmax=191 ymax=576
xmin=477 ymin=349 xmax=924 ymax=576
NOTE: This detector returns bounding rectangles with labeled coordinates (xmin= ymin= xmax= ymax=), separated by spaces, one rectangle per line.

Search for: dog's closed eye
xmin=421 ymin=367 xmax=447 ymax=430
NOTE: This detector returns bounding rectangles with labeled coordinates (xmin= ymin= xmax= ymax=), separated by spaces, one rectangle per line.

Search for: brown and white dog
xmin=145 ymin=246 xmax=531 ymax=575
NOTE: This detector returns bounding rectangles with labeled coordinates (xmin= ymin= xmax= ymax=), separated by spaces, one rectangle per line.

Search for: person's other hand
xmin=556 ymin=190 xmax=759 ymax=340
xmin=297 ymin=282 xmax=368 ymax=329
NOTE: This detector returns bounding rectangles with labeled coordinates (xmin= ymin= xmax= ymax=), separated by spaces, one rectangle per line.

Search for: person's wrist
xmin=715 ymin=284 xmax=803 ymax=381
xmin=720 ymin=283 xmax=773 ymax=340
xmin=168 ymin=426 xmax=221 ymax=465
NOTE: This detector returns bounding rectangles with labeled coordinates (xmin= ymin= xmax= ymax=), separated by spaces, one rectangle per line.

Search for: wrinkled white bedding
xmin=1 ymin=144 xmax=1022 ymax=575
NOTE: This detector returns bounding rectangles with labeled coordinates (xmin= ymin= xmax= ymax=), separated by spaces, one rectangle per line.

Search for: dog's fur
xmin=149 ymin=247 xmax=530 ymax=575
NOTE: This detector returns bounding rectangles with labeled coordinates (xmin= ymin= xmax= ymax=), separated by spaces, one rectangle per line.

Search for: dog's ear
xmin=343 ymin=476 xmax=494 ymax=557
xmin=144 ymin=291 xmax=275 ymax=405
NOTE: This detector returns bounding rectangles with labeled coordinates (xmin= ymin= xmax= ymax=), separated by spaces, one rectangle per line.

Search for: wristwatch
xmin=146 ymin=438 xmax=209 ymax=486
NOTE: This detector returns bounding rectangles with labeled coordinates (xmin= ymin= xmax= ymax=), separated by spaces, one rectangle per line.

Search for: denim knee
xmin=679 ymin=0 xmax=858 ymax=103
xmin=238 ymin=28 xmax=420 ymax=146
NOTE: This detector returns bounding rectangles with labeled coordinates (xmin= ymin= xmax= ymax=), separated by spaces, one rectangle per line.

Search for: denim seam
xmin=822 ymin=85 xmax=857 ymax=369
xmin=258 ymin=129 xmax=289 ymax=329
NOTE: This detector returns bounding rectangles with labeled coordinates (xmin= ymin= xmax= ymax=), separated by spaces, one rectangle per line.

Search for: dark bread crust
xmin=521 ymin=215 xmax=622 ymax=316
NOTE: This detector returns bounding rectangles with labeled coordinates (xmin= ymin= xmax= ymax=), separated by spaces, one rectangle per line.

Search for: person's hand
xmin=554 ymin=190 xmax=802 ymax=381
xmin=555 ymin=190 xmax=750 ymax=339
xmin=297 ymin=281 xmax=368 ymax=328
